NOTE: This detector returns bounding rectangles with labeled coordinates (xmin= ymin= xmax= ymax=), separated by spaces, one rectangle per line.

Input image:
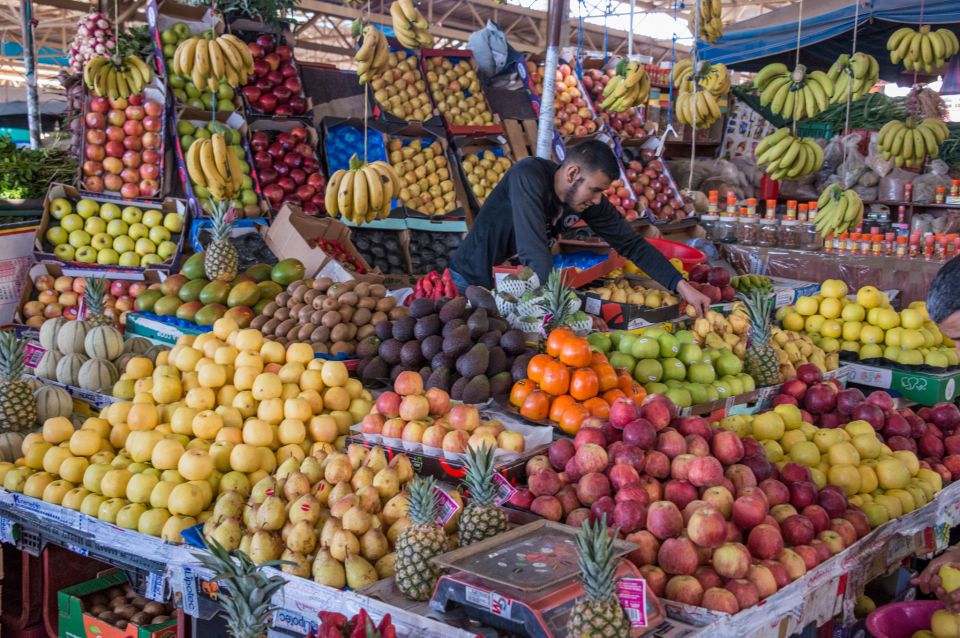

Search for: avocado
xmin=400 ymin=341 xmax=423 ymax=368
xmin=419 ymin=367 xmax=431 ymax=385
xmin=489 ymin=371 xmax=512 ymax=398
xmin=426 ymin=367 xmax=452 ymax=391
xmin=392 ymin=316 xmax=416 ymax=342
xmin=467 ymin=309 xmax=489 ymax=338
xmin=181 ymin=253 xmax=206 ymax=280
xmin=462 ymin=375 xmax=491 ymax=404
xmin=227 ymin=281 xmax=261 ymax=308
xmin=195 ymin=303 xmax=227 ymax=326
xmin=199 ymin=280 xmax=230 ymax=305
xmin=512 ymin=351 xmax=535 ymax=382
xmin=442 ymin=325 xmax=472 ymax=358
xmin=486 ymin=346 xmax=507 ymax=376
xmin=414 ymin=314 xmax=441 ymax=340
xmin=465 ymin=285 xmax=497 ymax=314
xmin=500 ymin=330 xmax=527 ymax=355
xmin=178 ymin=278 xmax=209 ymax=303
xmin=456 ymin=343 xmax=489 ymax=378
xmin=379 ymin=339 xmax=403 ymax=365
xmin=450 ymin=376 xmax=469 ymax=401
xmin=135 ymin=289 xmax=163 ymax=312
xmin=431 ymin=352 xmax=454 ymax=370
xmin=421 ymin=335 xmax=443 ymax=360
xmin=442 ymin=318 xmax=465 ymax=337
xmin=479 ymin=330 xmax=502 ymax=349
xmin=245 ymin=263 xmax=273 ymax=282
xmin=438 ymin=297 xmax=468 ymax=323
xmin=409 ymin=298 xmax=436 ymax=319
xmin=488 ymin=317 xmax=509 ymax=333
xmin=153 ymin=294 xmax=181 ymax=317
xmin=356 ymin=336 xmax=381 ymax=359
xmin=375 ymin=321 xmax=393 ymax=341
xmin=271 ymin=258 xmax=306 ymax=285
xmin=361 ymin=356 xmax=389 ymax=382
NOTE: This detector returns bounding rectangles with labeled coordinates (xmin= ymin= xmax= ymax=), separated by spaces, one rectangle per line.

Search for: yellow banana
xmin=338 ymin=169 xmax=355 ymax=219
xmin=186 ymin=140 xmax=207 ymax=188
xmin=210 ymin=134 xmax=230 ymax=183
xmin=325 ymin=170 xmax=346 ymax=216
xmin=352 ymin=170 xmax=369 ymax=222
xmin=208 ymin=39 xmax=225 ymax=79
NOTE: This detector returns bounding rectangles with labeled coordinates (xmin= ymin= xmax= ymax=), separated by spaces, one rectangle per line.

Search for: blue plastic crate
xmin=324 ymin=124 xmax=387 ymax=173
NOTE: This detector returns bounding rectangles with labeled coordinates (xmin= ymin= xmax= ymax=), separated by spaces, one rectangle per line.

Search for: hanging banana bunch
xmin=689 ymin=0 xmax=723 ymax=44
xmin=887 ymin=25 xmax=959 ymax=73
xmin=877 ymin=117 xmax=949 ymax=168
xmin=325 ymin=154 xmax=403 ymax=225
xmin=354 ymin=25 xmax=390 ymax=83
xmin=673 ymin=58 xmax=730 ymax=97
xmin=83 ymin=55 xmax=154 ymax=99
xmin=754 ymin=63 xmax=834 ymax=121
xmin=815 ymin=185 xmax=863 ymax=237
xmin=171 ymin=33 xmax=254 ymax=91
xmin=673 ymin=59 xmax=730 ymax=130
xmin=390 ymin=0 xmax=433 ymax=49
xmin=754 ymin=127 xmax=824 ymax=180
xmin=600 ymin=60 xmax=650 ymax=112
xmin=826 ymin=52 xmax=880 ymax=104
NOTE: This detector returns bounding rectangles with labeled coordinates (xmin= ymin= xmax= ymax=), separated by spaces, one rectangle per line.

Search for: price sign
xmin=617 ymin=578 xmax=648 ymax=628
xmin=493 ymin=474 xmax=518 ymax=506
xmin=433 ymin=485 xmax=461 ymax=526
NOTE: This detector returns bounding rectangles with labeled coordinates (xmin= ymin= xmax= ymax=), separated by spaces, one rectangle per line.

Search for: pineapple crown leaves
xmin=84 ymin=276 xmax=108 ymax=316
xmin=536 ymin=269 xmax=580 ymax=332
xmin=193 ymin=536 xmax=292 ymax=638
xmin=574 ymin=515 xmax=622 ymax=603
xmin=736 ymin=289 xmax=774 ymax=344
xmin=207 ymin=197 xmax=237 ymax=242
xmin=407 ymin=475 xmax=442 ymax=527
xmin=462 ymin=442 xmax=498 ymax=508
xmin=0 ymin=329 xmax=25 ymax=381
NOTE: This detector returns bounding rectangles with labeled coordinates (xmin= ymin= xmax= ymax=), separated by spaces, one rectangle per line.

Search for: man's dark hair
xmin=563 ymin=140 xmax=620 ymax=181
xmin=927 ymin=255 xmax=960 ymax=323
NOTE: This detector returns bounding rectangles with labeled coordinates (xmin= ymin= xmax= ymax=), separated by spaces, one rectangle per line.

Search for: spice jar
xmin=758 ymin=219 xmax=779 ymax=247
xmin=951 ymin=180 xmax=960 ymax=198
xmin=764 ymin=199 xmax=777 ymax=219
xmin=779 ymin=219 xmax=801 ymax=248
xmin=738 ymin=215 xmax=759 ymax=245
xmin=797 ymin=204 xmax=809 ymax=222
xmin=800 ymin=222 xmax=820 ymax=251
xmin=936 ymin=186 xmax=946 ymax=204
xmin=700 ymin=215 xmax=719 ymax=241
xmin=716 ymin=215 xmax=739 ymax=243
xmin=896 ymin=236 xmax=908 ymax=258
xmin=872 ymin=234 xmax=883 ymax=256
xmin=823 ymin=233 xmax=834 ymax=253
xmin=860 ymin=233 xmax=872 ymax=255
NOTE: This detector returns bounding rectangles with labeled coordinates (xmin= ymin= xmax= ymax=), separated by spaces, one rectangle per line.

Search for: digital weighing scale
xmin=429 ymin=520 xmax=664 ymax=638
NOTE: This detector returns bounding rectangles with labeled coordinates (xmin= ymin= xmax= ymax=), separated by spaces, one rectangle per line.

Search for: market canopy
xmin=697 ymin=0 xmax=960 ymax=82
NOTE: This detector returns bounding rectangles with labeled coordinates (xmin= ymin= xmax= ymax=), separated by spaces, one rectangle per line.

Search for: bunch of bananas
xmin=754 ymin=128 xmax=823 ymax=180
xmin=185 ymin=133 xmax=245 ymax=201
xmin=675 ymin=86 xmax=722 ymax=129
xmin=888 ymin=26 xmax=959 ymax=73
xmin=600 ymin=60 xmax=650 ymax=112
xmin=390 ymin=0 xmax=433 ymax=50
xmin=355 ymin=26 xmax=390 ymax=83
xmin=731 ymin=274 xmax=774 ymax=294
xmin=673 ymin=58 xmax=730 ymax=96
xmin=877 ymin=117 xmax=949 ymax=167
xmin=325 ymin=155 xmax=403 ymax=225
xmin=755 ymin=63 xmax=834 ymax=121
xmin=171 ymin=33 xmax=253 ymax=91
xmin=84 ymin=55 xmax=154 ymax=99
xmin=689 ymin=0 xmax=723 ymax=44
xmin=827 ymin=52 xmax=880 ymax=103
xmin=815 ymin=185 xmax=863 ymax=237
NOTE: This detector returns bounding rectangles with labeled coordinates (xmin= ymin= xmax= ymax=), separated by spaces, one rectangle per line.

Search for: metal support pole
xmin=535 ymin=0 xmax=566 ymax=159
xmin=20 ymin=0 xmax=40 ymax=149
xmin=627 ymin=0 xmax=635 ymax=56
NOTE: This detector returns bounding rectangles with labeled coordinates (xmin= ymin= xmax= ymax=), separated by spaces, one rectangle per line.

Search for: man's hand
xmin=913 ymin=548 xmax=960 ymax=611
xmin=677 ymin=279 xmax=711 ymax=317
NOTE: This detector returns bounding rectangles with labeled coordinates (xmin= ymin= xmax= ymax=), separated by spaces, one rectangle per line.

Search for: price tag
xmin=584 ymin=296 xmax=601 ymax=315
xmin=171 ymin=564 xmax=200 ymax=616
xmin=433 ymin=486 xmax=461 ymax=526
xmin=493 ymin=474 xmax=517 ymax=506
xmin=848 ymin=365 xmax=892 ymax=389
xmin=0 ymin=516 xmax=16 ymax=544
xmin=465 ymin=585 xmax=512 ymax=619
xmin=617 ymin=578 xmax=648 ymax=628
xmin=146 ymin=571 xmax=166 ymax=602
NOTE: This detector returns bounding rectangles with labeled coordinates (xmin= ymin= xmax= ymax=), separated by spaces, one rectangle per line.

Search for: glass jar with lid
xmin=737 ymin=216 xmax=759 ymax=245
xmin=800 ymin=221 xmax=821 ymax=251
xmin=758 ymin=219 xmax=779 ymax=247
xmin=779 ymin=219 xmax=801 ymax=249
xmin=716 ymin=216 xmax=739 ymax=243
xmin=700 ymin=215 xmax=719 ymax=241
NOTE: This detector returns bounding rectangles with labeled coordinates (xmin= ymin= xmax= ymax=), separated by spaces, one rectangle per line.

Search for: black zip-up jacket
xmin=450 ymin=157 xmax=683 ymax=292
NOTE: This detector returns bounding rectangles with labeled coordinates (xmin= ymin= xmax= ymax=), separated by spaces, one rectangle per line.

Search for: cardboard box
xmin=35 ymin=184 xmax=188 ymax=278
xmin=302 ymin=64 xmax=366 ymax=121
xmin=451 ymin=135 xmax=513 ymax=218
xmin=366 ymin=36 xmax=443 ymax=135
xmin=124 ymin=310 xmax=212 ymax=345
xmin=58 ymin=571 xmax=177 ymax=638
xmin=419 ymin=49 xmax=503 ymax=136
xmin=262 ymin=206 xmax=382 ymax=283
xmin=502 ymin=119 xmax=542 ymax=161
xmin=493 ymin=242 xmax=625 ymax=290
xmin=0 ymin=224 xmax=41 ymax=328
xmin=582 ymin=283 xmax=681 ymax=331
xmin=845 ymin=363 xmax=960 ymax=406
xmin=384 ymin=133 xmax=471 ymax=222
xmin=144 ymin=0 xmax=222 ymax=80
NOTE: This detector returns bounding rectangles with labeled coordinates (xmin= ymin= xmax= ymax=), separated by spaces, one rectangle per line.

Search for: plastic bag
xmin=866 ymin=133 xmax=896 ymax=178
xmin=878 ymin=168 xmax=916 ymax=201
xmin=911 ymin=160 xmax=951 ymax=203
xmin=835 ymin=135 xmax=868 ymax=189
xmin=822 ymin=135 xmax=845 ymax=173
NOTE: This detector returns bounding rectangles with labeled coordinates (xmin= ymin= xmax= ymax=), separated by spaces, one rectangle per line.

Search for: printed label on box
xmin=617 ymin=578 xmax=648 ymax=628
xmin=849 ymin=365 xmax=893 ymax=388
xmin=493 ymin=473 xmax=518 ymax=505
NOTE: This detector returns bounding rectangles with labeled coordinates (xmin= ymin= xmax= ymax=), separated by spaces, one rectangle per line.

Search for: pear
xmin=282 ymin=471 xmax=311 ymax=501
xmin=375 ymin=552 xmax=397 ymax=578
xmin=319 ymin=517 xmax=342 ymax=548
xmin=256 ymin=495 xmax=287 ymax=531
xmin=386 ymin=516 xmax=411 ymax=544
xmin=209 ymin=517 xmax=242 ymax=551
xmin=330 ymin=529 xmax=360 ymax=562
xmin=249 ymin=530 xmax=282 ymax=563
xmin=312 ymin=548 xmax=345 ymax=588
xmin=360 ymin=528 xmax=389 ymax=561
xmin=314 ymin=479 xmax=332 ymax=506
xmin=288 ymin=494 xmax=321 ymax=525
xmin=381 ymin=493 xmax=409 ymax=525
xmin=275 ymin=457 xmax=300 ymax=480
xmin=372 ymin=468 xmax=400 ymax=499
xmin=299 ymin=456 xmax=323 ymax=484
xmin=281 ymin=521 xmax=294 ymax=545
xmin=347 ymin=444 xmax=368 ymax=469
xmin=285 ymin=519 xmax=317 ymax=554
xmin=239 ymin=532 xmax=252 ymax=556
xmin=356 ymin=485 xmax=382 ymax=514
xmin=249 ymin=476 xmax=277 ymax=504
xmin=328 ymin=481 xmax=354 ymax=505
xmin=350 ymin=466 xmax=375 ymax=491
xmin=389 ymin=455 xmax=413 ymax=483
xmin=345 ymin=553 xmax=379 ymax=589
xmin=242 ymin=503 xmax=257 ymax=529
xmin=331 ymin=494 xmax=358 ymax=518
xmin=324 ymin=454 xmax=353 ymax=484
xmin=341 ymin=505 xmax=372 ymax=535
xmin=281 ymin=549 xmax=310 ymax=578
xmin=362 ymin=446 xmax=387 ymax=473
xmin=212 ymin=490 xmax=245 ymax=523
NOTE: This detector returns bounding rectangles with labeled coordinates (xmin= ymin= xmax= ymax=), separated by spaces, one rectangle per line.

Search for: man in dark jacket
xmin=449 ymin=140 xmax=711 ymax=315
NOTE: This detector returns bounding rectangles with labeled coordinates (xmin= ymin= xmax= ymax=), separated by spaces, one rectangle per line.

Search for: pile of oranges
xmin=509 ymin=328 xmax=646 ymax=434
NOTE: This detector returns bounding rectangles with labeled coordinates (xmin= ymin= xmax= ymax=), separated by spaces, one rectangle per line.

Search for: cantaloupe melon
xmin=56 ymin=353 xmax=89 ymax=386
xmin=78 ymin=359 xmax=118 ymax=393
xmin=57 ymin=321 xmax=88 ymax=355
xmin=123 ymin=337 xmax=152 ymax=355
xmin=0 ymin=432 xmax=25 ymax=462
xmin=35 ymin=385 xmax=72 ymax=424
xmin=35 ymin=351 xmax=62 ymax=381
xmin=84 ymin=325 xmax=123 ymax=360
xmin=39 ymin=317 xmax=65 ymax=351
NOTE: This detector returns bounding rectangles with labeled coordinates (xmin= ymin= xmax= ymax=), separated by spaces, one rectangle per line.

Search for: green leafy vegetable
xmin=0 ymin=134 xmax=77 ymax=200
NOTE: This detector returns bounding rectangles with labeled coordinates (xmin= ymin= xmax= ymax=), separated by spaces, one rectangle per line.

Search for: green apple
xmin=185 ymin=84 xmax=202 ymax=99
xmin=140 ymin=254 xmax=163 ymax=267
xmin=129 ymin=223 xmax=149 ymax=240
xmin=157 ymin=241 xmax=177 ymax=260
xmin=61 ymin=214 xmax=84 ymax=232
xmin=91 ymin=233 xmax=113 ymax=250
xmin=50 ymin=198 xmax=73 ymax=219
xmin=241 ymin=175 xmax=253 ymax=190
xmin=119 ymin=251 xmax=140 ymax=267
xmin=68 ymin=229 xmax=92 ymax=248
xmin=97 ymin=249 xmax=120 ymax=265
xmin=45 ymin=226 xmax=69 ymax=245
xmin=180 ymin=134 xmax=195 ymax=149
xmin=194 ymin=185 xmax=211 ymax=199
xmin=160 ymin=28 xmax=178 ymax=45
xmin=121 ymin=206 xmax=143 ymax=224
xmin=240 ymin=190 xmax=258 ymax=206
xmin=98 ymin=203 xmax=120 ymax=221
xmin=163 ymin=213 xmax=184 ymax=233
xmin=142 ymin=210 xmax=164 ymax=228
xmin=176 ymin=120 xmax=196 ymax=136
xmin=75 ymin=246 xmax=98 ymax=263
xmin=75 ymin=198 xmax=99 ymax=218
xmin=195 ymin=126 xmax=211 ymax=139
xmin=148 ymin=226 xmax=170 ymax=245
xmin=113 ymin=235 xmax=135 ymax=253
xmin=54 ymin=244 xmax=76 ymax=260
xmin=84 ymin=217 xmax=107 ymax=235
xmin=106 ymin=219 xmax=129 ymax=237
xmin=134 ymin=237 xmax=157 ymax=256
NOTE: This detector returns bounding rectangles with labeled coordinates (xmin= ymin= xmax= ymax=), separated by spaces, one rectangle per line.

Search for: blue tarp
xmin=698 ymin=0 xmax=960 ymax=82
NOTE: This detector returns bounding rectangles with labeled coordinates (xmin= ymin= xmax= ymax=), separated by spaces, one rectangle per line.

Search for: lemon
xmin=859 ymin=325 xmax=885 ymax=344
xmin=842 ymin=321 xmax=863 ymax=341
xmin=782 ymin=311 xmax=805 ymax=332
xmin=884 ymin=326 xmax=903 ymax=346
xmin=795 ymin=296 xmax=819 ymax=316
xmin=790 ymin=440 xmax=821 ymax=467
xmin=820 ymin=279 xmax=848 ymax=299
xmin=820 ymin=336 xmax=840 ymax=352
xmin=805 ymin=314 xmax=826 ymax=334
xmin=841 ymin=303 xmax=866 ymax=322
xmin=900 ymin=329 xmax=926 ymax=350
xmin=859 ymin=343 xmax=884 ymax=359
xmin=900 ymin=308 xmax=923 ymax=329
xmin=840 ymin=340 xmax=861 ymax=353
xmin=856 ymin=285 xmax=887 ymax=309
xmin=819 ymin=297 xmax=842 ymax=319
xmin=875 ymin=308 xmax=900 ymax=330
xmin=820 ymin=319 xmax=842 ymax=339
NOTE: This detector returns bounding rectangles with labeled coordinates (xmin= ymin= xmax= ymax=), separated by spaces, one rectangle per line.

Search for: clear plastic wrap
xmin=667 ymin=158 xmax=754 ymax=199
xmin=912 ymin=160 xmax=952 ymax=203
xmin=835 ymin=135 xmax=869 ymax=189
xmin=777 ymin=175 xmax=820 ymax=201
xmin=878 ymin=168 xmax=917 ymax=202
xmin=866 ymin=133 xmax=896 ymax=178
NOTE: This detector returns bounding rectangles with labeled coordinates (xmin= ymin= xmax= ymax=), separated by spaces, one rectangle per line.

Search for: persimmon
xmin=592 ymin=362 xmax=618 ymax=392
xmin=591 ymin=351 xmax=608 ymax=367
xmin=509 ymin=379 xmax=537 ymax=408
xmin=558 ymin=403 xmax=590 ymax=435
xmin=541 ymin=360 xmax=571 ymax=396
xmin=602 ymin=388 xmax=628 ymax=404
xmin=527 ymin=354 xmax=553 ymax=385
xmin=570 ymin=367 xmax=599 ymax=401
xmin=621 ymin=381 xmax=647 ymax=405
xmin=617 ymin=370 xmax=636 ymax=393
xmin=549 ymin=394 xmax=577 ymax=422
xmin=520 ymin=390 xmax=551 ymax=421
xmin=583 ymin=397 xmax=610 ymax=418
xmin=546 ymin=328 xmax=574 ymax=358
xmin=559 ymin=337 xmax=592 ymax=367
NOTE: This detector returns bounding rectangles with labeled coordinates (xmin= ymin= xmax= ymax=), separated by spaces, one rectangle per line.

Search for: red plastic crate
xmin=1 ymin=546 xmax=43 ymax=631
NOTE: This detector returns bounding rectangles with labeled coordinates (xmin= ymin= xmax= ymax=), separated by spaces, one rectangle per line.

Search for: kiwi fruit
xmin=130 ymin=611 xmax=152 ymax=625
xmin=143 ymin=602 xmax=166 ymax=616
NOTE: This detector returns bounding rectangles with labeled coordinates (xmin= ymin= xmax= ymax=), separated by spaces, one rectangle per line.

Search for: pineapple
xmin=0 ymin=330 xmax=37 ymax=432
xmin=536 ymin=269 xmax=580 ymax=332
xmin=740 ymin=289 xmax=782 ymax=386
xmin=83 ymin=277 xmax=113 ymax=327
xmin=566 ymin=516 xmax=632 ymax=638
xmin=193 ymin=537 xmax=287 ymax=638
xmin=205 ymin=199 xmax=239 ymax=281
xmin=395 ymin=476 xmax=447 ymax=601
xmin=458 ymin=443 xmax=508 ymax=546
